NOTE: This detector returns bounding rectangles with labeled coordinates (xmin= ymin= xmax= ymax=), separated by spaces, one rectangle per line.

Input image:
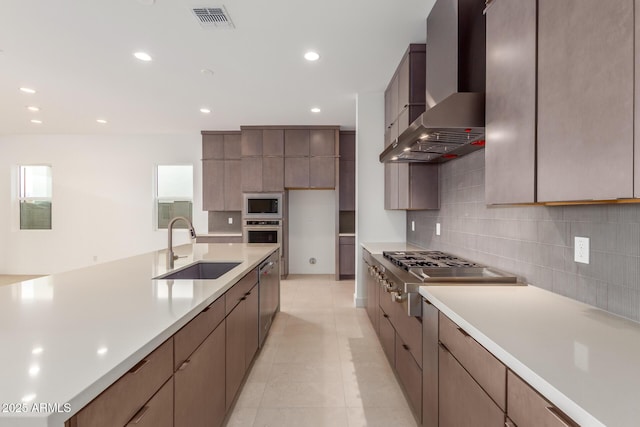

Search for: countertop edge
xmin=418 ymin=286 xmax=605 ymax=427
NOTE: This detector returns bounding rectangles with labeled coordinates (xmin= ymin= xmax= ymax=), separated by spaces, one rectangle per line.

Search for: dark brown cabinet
xmin=485 ymin=0 xmax=537 ymax=204
xmin=385 ymin=163 xmax=439 ymax=210
xmin=125 ymin=378 xmax=173 ymax=427
xmin=379 ymin=309 xmax=395 ymax=364
xmin=309 ymin=157 xmax=336 ymax=188
xmin=202 ymin=132 xmax=242 ymax=211
xmin=422 ymin=299 xmax=439 ymax=427
xmin=396 ymin=335 xmax=423 ymax=420
xmin=241 ymin=128 xmax=285 ymax=192
xmin=439 ymin=345 xmax=505 ymax=427
xmin=339 ymin=130 xmax=356 ymax=211
xmin=245 ymin=284 xmax=259 ymax=369
xmin=338 ymin=236 xmax=355 ymax=278
xmin=175 ymin=324 xmax=226 ymax=427
xmin=284 ymin=128 xmax=337 ymax=189
xmin=284 ymin=157 xmax=310 ymax=188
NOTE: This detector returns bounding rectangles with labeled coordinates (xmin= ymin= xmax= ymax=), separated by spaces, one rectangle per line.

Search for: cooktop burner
xmin=382 ymin=250 xmax=482 ymax=270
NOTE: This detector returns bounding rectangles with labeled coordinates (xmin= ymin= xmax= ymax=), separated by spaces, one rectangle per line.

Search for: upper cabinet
xmin=241 ymin=129 xmax=285 ymax=193
xmin=284 ymin=128 xmax=337 ymax=189
xmin=486 ymin=0 xmax=635 ymax=204
xmin=202 ymin=132 xmax=242 ymax=211
xmin=383 ymin=44 xmax=439 ymax=210
xmin=339 ymin=131 xmax=356 ymax=211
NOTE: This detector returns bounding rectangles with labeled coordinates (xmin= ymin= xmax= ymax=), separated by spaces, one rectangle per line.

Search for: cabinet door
xmin=263 ymin=156 xmax=284 ymax=192
xmin=263 ymin=129 xmax=284 ymax=156
xmin=203 ymin=160 xmax=225 ymax=211
xmin=365 ymin=266 xmax=378 ymax=333
xmin=226 ymin=302 xmax=246 ymax=410
xmin=485 ymin=0 xmax=536 ymax=204
xmin=384 ymin=86 xmax=393 ymax=128
xmin=339 ymin=242 xmax=355 ymax=276
xmin=245 ymin=285 xmax=259 ymax=369
xmin=224 ymin=134 xmax=241 ymax=159
xmin=439 ymin=345 xmax=505 ymax=427
xmin=397 ymin=164 xmax=410 ymax=209
xmin=203 ymin=134 xmax=225 ymax=160
xmin=537 ymin=0 xmax=633 ymax=202
xmin=241 ymin=129 xmax=262 ymax=156
xmin=339 ymin=131 xmax=356 ymax=161
xmin=224 ymin=160 xmax=242 ymax=211
xmin=285 ymin=129 xmax=310 ymax=156
xmin=397 ymin=108 xmax=409 ymax=136
xmin=310 ymin=129 xmax=336 ymax=156
xmin=339 ymin=159 xmax=356 ymax=211
xmin=284 ymin=157 xmax=310 ymax=188
xmin=175 ymin=324 xmax=226 ymax=427
xmin=384 ymin=163 xmax=398 ymax=210
xmin=310 ymin=157 xmax=335 ymax=188
xmin=241 ymin=157 xmax=263 ymax=192
xmin=408 ymin=164 xmax=439 ymax=210
xmin=395 ymin=336 xmax=422 ymax=421
xmin=390 ymin=74 xmax=399 ymax=121
xmin=397 ymin=54 xmax=410 ymax=118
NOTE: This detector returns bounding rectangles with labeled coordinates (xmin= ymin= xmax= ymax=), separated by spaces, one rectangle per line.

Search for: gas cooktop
xmin=383 ymin=250 xmax=482 ymax=269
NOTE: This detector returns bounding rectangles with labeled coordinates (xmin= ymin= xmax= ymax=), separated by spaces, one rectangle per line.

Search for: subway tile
xmin=622 ymin=256 xmax=640 ymax=290
xmin=616 ymin=223 xmax=640 ymax=257
xmin=552 ymin=270 xmax=577 ymax=299
xmin=538 ymin=221 xmax=570 ymax=246
xmin=575 ymin=276 xmax=598 ymax=306
xmin=607 ymin=286 xmax=640 ymax=322
xmin=563 ymin=205 xmax=608 ymax=223
xmin=530 ymin=266 xmax=554 ymax=291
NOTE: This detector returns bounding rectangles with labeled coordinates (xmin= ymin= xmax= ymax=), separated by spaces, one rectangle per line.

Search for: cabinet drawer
xmin=174 ymin=296 xmax=225 ymax=370
xmin=395 ymin=335 xmax=422 ymax=420
xmin=439 ymin=345 xmax=505 ymax=427
xmin=124 ymin=378 xmax=173 ymax=427
xmin=339 ymin=235 xmax=355 ymax=245
xmin=439 ymin=313 xmax=506 ymax=410
xmin=74 ymin=338 xmax=173 ymax=427
xmin=225 ymin=267 xmax=258 ymax=314
xmin=394 ymin=312 xmax=422 ymax=369
xmin=508 ymin=371 xmax=578 ymax=427
xmin=379 ymin=308 xmax=395 ymax=365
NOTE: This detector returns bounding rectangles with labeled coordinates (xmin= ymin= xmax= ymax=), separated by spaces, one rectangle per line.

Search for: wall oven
xmin=243 ymin=193 xmax=283 ymax=219
xmin=243 ymin=220 xmax=282 ymax=245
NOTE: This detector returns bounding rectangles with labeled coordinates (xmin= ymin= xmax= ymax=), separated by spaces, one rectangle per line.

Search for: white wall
xmin=355 ymin=92 xmax=406 ymax=306
xmin=288 ymin=190 xmax=336 ymax=274
xmin=0 ymin=134 xmax=205 ymax=274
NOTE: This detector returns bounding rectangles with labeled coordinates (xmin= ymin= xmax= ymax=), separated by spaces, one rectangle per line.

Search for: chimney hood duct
xmin=380 ymin=0 xmax=486 ymax=164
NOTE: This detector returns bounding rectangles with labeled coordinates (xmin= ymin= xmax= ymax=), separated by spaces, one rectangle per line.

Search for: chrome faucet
xmin=167 ymin=216 xmax=197 ymax=270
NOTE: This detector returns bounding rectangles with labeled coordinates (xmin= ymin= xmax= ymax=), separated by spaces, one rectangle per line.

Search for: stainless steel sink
xmin=154 ymin=261 xmax=241 ymax=280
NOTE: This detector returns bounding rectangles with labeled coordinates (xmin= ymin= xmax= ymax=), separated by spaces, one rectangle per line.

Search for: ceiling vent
xmin=191 ymin=6 xmax=235 ymax=29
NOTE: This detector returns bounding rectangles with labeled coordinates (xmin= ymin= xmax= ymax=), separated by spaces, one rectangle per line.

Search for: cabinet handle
xmin=245 ymin=291 xmax=251 ymax=296
xmin=483 ymin=0 xmax=495 ymax=15
xmin=240 ymin=296 xmax=247 ymax=301
xmin=423 ymin=298 xmax=432 ymax=305
xmin=202 ymin=305 xmax=211 ymax=312
xmin=438 ymin=342 xmax=449 ymax=352
xmin=178 ymin=360 xmax=190 ymax=371
xmin=128 ymin=359 xmax=149 ymax=374
xmin=402 ymin=344 xmax=410 ymax=351
xmin=457 ymin=327 xmax=471 ymax=338
xmin=129 ymin=405 xmax=149 ymax=425
xmin=546 ymin=406 xmax=577 ymax=427
xmin=383 ymin=314 xmax=389 ymax=318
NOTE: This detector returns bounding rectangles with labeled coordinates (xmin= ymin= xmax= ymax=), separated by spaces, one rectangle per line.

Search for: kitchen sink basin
xmin=154 ymin=261 xmax=241 ymax=280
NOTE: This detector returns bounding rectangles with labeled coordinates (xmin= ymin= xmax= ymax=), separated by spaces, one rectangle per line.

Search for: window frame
xmin=154 ymin=164 xmax=194 ymax=230
xmin=18 ymin=164 xmax=53 ymax=231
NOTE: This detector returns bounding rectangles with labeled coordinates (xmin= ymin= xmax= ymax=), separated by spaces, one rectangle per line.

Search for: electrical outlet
xmin=228 ymin=217 xmax=233 ymax=225
xmin=436 ymin=223 xmax=441 ymax=236
xmin=411 ymin=221 xmax=415 ymax=232
xmin=574 ymin=237 xmax=590 ymax=264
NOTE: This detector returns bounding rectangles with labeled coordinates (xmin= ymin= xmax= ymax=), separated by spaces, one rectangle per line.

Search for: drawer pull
xmin=202 ymin=305 xmax=211 ymax=312
xmin=178 ymin=360 xmax=190 ymax=371
xmin=245 ymin=291 xmax=251 ymax=296
xmin=129 ymin=405 xmax=149 ymax=425
xmin=546 ymin=406 xmax=576 ymax=427
xmin=240 ymin=296 xmax=247 ymax=301
xmin=423 ymin=298 xmax=432 ymax=305
xmin=402 ymin=344 xmax=410 ymax=351
xmin=128 ymin=359 xmax=149 ymax=374
xmin=438 ymin=342 xmax=449 ymax=352
xmin=383 ymin=314 xmax=389 ymax=318
xmin=457 ymin=327 xmax=471 ymax=338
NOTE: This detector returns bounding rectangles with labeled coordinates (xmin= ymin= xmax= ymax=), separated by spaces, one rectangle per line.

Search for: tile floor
xmin=226 ymin=275 xmax=419 ymax=427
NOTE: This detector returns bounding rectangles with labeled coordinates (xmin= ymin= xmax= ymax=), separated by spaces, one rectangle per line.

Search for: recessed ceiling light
xmin=31 ymin=347 xmax=43 ymax=355
xmin=304 ymin=51 xmax=320 ymax=61
xmin=20 ymin=87 xmax=36 ymax=94
xmin=133 ymin=52 xmax=152 ymax=62
xmin=28 ymin=365 xmax=40 ymax=377
xmin=96 ymin=119 xmax=107 ymax=124
xmin=27 ymin=106 xmax=40 ymax=112
xmin=200 ymin=68 xmax=215 ymax=77
xmin=30 ymin=119 xmax=42 ymax=124
xmin=200 ymin=108 xmax=211 ymax=114
xmin=97 ymin=347 xmax=108 ymax=355
xmin=310 ymin=107 xmax=321 ymax=113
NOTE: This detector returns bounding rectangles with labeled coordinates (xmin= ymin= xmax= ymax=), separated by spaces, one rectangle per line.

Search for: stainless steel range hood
xmin=379 ymin=92 xmax=485 ymax=163
xmin=380 ymin=0 xmax=486 ymax=164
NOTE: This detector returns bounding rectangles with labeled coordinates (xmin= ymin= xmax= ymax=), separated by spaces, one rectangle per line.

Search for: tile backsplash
xmin=407 ymin=150 xmax=640 ymax=321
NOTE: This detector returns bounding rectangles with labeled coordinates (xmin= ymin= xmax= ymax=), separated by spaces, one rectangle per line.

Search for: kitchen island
xmin=421 ymin=285 xmax=640 ymax=427
xmin=0 ymin=243 xmax=279 ymax=427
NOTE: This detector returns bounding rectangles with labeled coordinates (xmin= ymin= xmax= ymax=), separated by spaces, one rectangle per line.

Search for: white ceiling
xmin=0 ymin=0 xmax=435 ymax=135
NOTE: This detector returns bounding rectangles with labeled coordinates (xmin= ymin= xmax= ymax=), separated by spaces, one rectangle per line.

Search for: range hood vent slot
xmin=191 ymin=6 xmax=235 ymax=29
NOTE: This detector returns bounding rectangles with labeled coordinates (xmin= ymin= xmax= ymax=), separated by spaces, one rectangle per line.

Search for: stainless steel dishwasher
xmin=259 ymin=250 xmax=280 ymax=347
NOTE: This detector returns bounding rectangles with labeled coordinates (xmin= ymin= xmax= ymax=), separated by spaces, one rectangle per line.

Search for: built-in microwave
xmin=243 ymin=193 xmax=283 ymax=219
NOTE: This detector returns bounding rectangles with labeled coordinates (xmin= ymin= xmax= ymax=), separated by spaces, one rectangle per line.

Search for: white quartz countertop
xmin=0 ymin=243 xmax=278 ymax=427
xmin=420 ymin=285 xmax=640 ymax=427
xmin=360 ymin=241 xmax=423 ymax=254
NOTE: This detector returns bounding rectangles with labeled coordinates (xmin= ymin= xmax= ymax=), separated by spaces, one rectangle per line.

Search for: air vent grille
xmin=191 ymin=6 xmax=235 ymax=29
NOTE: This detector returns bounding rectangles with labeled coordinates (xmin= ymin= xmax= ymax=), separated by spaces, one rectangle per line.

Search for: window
xmin=156 ymin=165 xmax=193 ymax=229
xmin=19 ymin=165 xmax=52 ymax=230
